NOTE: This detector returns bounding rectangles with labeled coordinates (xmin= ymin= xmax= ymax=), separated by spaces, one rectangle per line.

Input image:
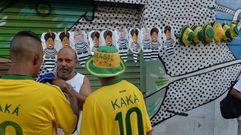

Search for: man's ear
xmin=33 ymin=54 xmax=40 ymax=66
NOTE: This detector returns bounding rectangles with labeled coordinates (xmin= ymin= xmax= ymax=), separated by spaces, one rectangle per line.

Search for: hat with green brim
xmin=179 ymin=25 xmax=194 ymax=45
xmin=230 ymin=22 xmax=239 ymax=40
xmin=222 ymin=23 xmax=232 ymax=41
xmin=213 ymin=22 xmax=225 ymax=43
xmin=192 ymin=25 xmax=204 ymax=44
xmin=85 ymin=46 xmax=126 ymax=78
xmin=203 ymin=23 xmax=214 ymax=44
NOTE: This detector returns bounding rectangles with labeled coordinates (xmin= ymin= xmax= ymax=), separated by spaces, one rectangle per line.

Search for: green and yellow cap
xmin=230 ymin=22 xmax=239 ymax=40
xmin=213 ymin=22 xmax=225 ymax=43
xmin=203 ymin=23 xmax=214 ymax=44
xmin=180 ymin=25 xmax=194 ymax=45
xmin=222 ymin=23 xmax=232 ymax=41
xmin=192 ymin=25 xmax=204 ymax=44
xmin=85 ymin=46 xmax=126 ymax=78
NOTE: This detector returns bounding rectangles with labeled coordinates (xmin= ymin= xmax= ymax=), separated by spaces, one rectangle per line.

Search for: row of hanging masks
xmin=40 ymin=26 xmax=177 ymax=72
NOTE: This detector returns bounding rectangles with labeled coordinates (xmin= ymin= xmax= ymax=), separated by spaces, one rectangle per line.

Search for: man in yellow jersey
xmin=0 ymin=31 xmax=77 ymax=135
xmin=81 ymin=46 xmax=152 ymax=135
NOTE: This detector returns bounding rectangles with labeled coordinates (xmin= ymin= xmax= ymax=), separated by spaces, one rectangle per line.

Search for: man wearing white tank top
xmin=56 ymin=47 xmax=92 ymax=135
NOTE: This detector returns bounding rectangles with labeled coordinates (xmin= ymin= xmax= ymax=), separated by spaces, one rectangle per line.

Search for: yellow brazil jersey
xmin=80 ymin=80 xmax=152 ymax=135
xmin=0 ymin=75 xmax=77 ymax=135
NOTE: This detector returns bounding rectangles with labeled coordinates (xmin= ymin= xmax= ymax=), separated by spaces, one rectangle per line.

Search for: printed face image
xmin=143 ymin=30 xmax=149 ymax=40
xmin=93 ymin=36 xmax=99 ymax=47
xmin=75 ymin=33 xmax=83 ymax=42
xmin=61 ymin=36 xmax=70 ymax=47
xmin=151 ymin=32 xmax=158 ymax=42
xmin=119 ymin=31 xmax=125 ymax=38
xmin=46 ymin=38 xmax=55 ymax=49
xmin=105 ymin=35 xmax=112 ymax=46
xmin=165 ymin=30 xmax=171 ymax=39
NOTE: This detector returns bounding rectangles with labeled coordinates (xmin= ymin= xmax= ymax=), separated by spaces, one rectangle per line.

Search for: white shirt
xmin=58 ymin=73 xmax=85 ymax=135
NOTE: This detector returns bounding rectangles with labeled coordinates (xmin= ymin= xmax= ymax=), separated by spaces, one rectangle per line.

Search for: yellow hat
xmin=230 ymin=22 xmax=239 ymax=40
xmin=179 ymin=25 xmax=194 ymax=45
xmin=203 ymin=24 xmax=214 ymax=44
xmin=192 ymin=25 xmax=203 ymax=44
xmin=222 ymin=23 xmax=232 ymax=41
xmin=85 ymin=46 xmax=126 ymax=77
xmin=213 ymin=22 xmax=225 ymax=43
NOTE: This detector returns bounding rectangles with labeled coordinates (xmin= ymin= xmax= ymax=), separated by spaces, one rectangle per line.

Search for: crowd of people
xmin=0 ymin=31 xmax=152 ymax=135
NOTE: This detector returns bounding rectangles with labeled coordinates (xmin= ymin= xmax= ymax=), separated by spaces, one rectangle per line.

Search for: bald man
xmin=56 ymin=46 xmax=91 ymax=135
xmin=0 ymin=31 xmax=78 ymax=135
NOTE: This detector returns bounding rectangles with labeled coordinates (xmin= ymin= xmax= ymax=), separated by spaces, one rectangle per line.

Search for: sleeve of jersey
xmin=80 ymin=96 xmax=98 ymax=135
xmin=49 ymin=86 xmax=78 ymax=134
xmin=140 ymin=93 xmax=152 ymax=132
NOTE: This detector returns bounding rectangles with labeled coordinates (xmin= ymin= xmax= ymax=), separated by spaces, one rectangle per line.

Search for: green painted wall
xmin=0 ymin=1 xmax=143 ymax=91
xmin=0 ymin=0 xmax=94 ymax=58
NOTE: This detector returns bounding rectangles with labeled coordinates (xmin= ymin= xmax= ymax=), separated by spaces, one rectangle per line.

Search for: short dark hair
xmin=164 ymin=25 xmax=172 ymax=34
xmin=11 ymin=31 xmax=41 ymax=46
xmin=44 ymin=32 xmax=56 ymax=41
xmin=130 ymin=29 xmax=138 ymax=36
xmin=91 ymin=31 xmax=100 ymax=40
xmin=59 ymin=32 xmax=70 ymax=41
xmin=150 ymin=27 xmax=159 ymax=35
xmin=103 ymin=30 xmax=112 ymax=39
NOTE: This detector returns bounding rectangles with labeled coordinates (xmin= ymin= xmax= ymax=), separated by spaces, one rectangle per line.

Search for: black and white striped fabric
xmin=42 ymin=48 xmax=57 ymax=71
xmin=74 ymin=41 xmax=90 ymax=67
xmin=142 ymin=39 xmax=152 ymax=61
xmin=118 ymin=38 xmax=129 ymax=50
xmin=151 ymin=41 xmax=161 ymax=60
xmin=130 ymin=42 xmax=141 ymax=62
xmin=164 ymin=38 xmax=175 ymax=56
xmin=119 ymin=50 xmax=128 ymax=62
xmin=133 ymin=52 xmax=139 ymax=62
xmin=44 ymin=48 xmax=57 ymax=57
xmin=43 ymin=56 xmax=57 ymax=71
xmin=165 ymin=46 xmax=175 ymax=56
xmin=117 ymin=38 xmax=129 ymax=62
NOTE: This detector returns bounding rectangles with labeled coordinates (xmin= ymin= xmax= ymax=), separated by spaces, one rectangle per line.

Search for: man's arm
xmin=78 ymin=76 xmax=92 ymax=110
xmin=230 ymin=88 xmax=241 ymax=100
xmin=52 ymin=78 xmax=79 ymax=115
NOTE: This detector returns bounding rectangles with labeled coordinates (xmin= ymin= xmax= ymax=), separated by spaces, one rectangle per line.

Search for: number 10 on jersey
xmin=115 ymin=107 xmax=144 ymax=135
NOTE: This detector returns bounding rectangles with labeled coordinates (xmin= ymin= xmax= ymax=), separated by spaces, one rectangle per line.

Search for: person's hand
xmin=52 ymin=78 xmax=79 ymax=115
xmin=52 ymin=78 xmax=71 ymax=93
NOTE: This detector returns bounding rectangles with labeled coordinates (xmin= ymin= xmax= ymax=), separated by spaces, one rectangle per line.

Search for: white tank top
xmin=58 ymin=73 xmax=84 ymax=135
xmin=66 ymin=73 xmax=84 ymax=93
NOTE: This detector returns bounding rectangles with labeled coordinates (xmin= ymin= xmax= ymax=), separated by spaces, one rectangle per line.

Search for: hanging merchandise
xmin=230 ymin=22 xmax=239 ymax=40
xmin=203 ymin=23 xmax=215 ymax=44
xmin=115 ymin=28 xmax=129 ymax=62
xmin=213 ymin=22 xmax=225 ymax=43
xmin=89 ymin=30 xmax=101 ymax=55
xmin=222 ymin=23 xmax=232 ymax=41
xmin=140 ymin=27 xmax=152 ymax=61
xmin=40 ymin=31 xmax=58 ymax=72
xmin=150 ymin=26 xmax=162 ymax=60
xmin=101 ymin=30 xmax=116 ymax=48
xmin=192 ymin=25 xmax=204 ymax=44
xmin=58 ymin=31 xmax=71 ymax=48
xmin=129 ymin=28 xmax=141 ymax=62
xmin=73 ymin=30 xmax=90 ymax=67
xmin=179 ymin=25 xmax=194 ymax=45
xmin=163 ymin=25 xmax=176 ymax=56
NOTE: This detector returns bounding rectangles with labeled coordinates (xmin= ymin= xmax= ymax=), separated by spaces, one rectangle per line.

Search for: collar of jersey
xmin=1 ymin=74 xmax=34 ymax=80
xmin=102 ymin=79 xmax=122 ymax=86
